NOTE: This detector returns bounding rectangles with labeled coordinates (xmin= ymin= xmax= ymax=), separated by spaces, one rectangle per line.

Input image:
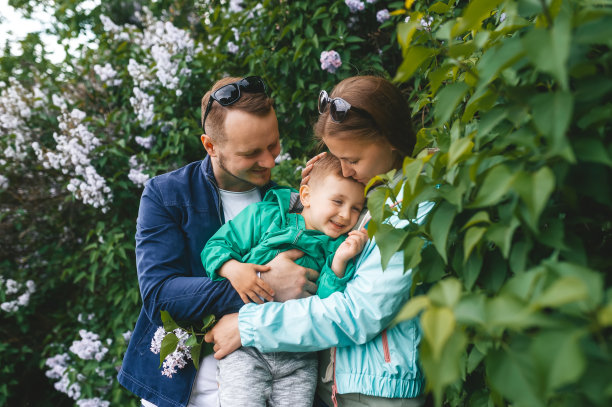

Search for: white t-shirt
xmin=143 ymin=187 xmax=262 ymax=407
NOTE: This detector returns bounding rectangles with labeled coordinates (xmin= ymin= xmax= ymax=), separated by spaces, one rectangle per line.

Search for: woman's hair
xmin=201 ymin=76 xmax=274 ymax=143
xmin=314 ymin=75 xmax=416 ymax=157
xmin=307 ymin=154 xmax=361 ymax=187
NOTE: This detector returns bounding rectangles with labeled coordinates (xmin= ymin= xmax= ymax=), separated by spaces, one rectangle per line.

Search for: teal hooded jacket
xmin=201 ymin=186 xmax=356 ymax=298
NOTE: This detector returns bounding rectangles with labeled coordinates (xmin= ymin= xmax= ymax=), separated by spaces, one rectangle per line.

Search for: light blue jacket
xmin=238 ymin=200 xmax=435 ymax=398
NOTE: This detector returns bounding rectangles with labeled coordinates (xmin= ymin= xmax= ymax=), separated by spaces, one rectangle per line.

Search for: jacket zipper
xmin=381 ymin=329 xmax=391 ymax=363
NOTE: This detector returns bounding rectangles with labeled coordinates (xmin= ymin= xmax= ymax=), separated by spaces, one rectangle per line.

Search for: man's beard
xmin=218 ymin=153 xmax=264 ymax=188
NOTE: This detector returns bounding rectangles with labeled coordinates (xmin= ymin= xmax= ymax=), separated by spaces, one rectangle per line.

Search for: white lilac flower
xmin=376 ymin=9 xmax=390 ymax=23
xmin=366 ymin=0 xmax=378 ymax=3
xmin=135 ymin=135 xmax=155 ymax=149
xmin=227 ymin=41 xmax=239 ymax=54
xmin=37 ymin=109 xmax=113 ymax=210
xmin=228 ymin=0 xmax=244 ymax=13
xmin=128 ymin=156 xmax=150 ymax=186
xmin=345 ymin=0 xmax=365 ymax=13
xmin=93 ymin=63 xmax=122 ymax=87
xmin=500 ymin=12 xmax=507 ymax=22
xmin=77 ymin=398 xmax=110 ymax=407
xmin=129 ymin=87 xmax=155 ymax=128
xmin=0 ymin=174 xmax=8 ymax=189
xmin=1 ymin=302 xmax=18 ymax=312
xmin=320 ymin=50 xmax=342 ymax=74
xmin=5 ymin=279 xmax=19 ymax=295
xmin=122 ymin=330 xmax=132 ymax=343
xmin=420 ymin=16 xmax=433 ymax=31
xmin=275 ymin=152 xmax=291 ymax=164
xmin=150 ymin=326 xmax=193 ymax=377
xmin=45 ymin=353 xmax=70 ymax=380
xmin=69 ymin=329 xmax=109 ymax=361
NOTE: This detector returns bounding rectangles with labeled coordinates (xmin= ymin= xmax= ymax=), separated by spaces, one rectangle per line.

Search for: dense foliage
xmin=1 ymin=0 xmax=610 ymax=406
xmin=370 ymin=0 xmax=612 ymax=406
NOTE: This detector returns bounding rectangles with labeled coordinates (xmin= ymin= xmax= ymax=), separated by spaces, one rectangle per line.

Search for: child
xmin=200 ymin=154 xmax=368 ymax=407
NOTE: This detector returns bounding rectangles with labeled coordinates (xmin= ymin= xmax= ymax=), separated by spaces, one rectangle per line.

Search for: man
xmin=118 ymin=76 xmax=319 ymax=407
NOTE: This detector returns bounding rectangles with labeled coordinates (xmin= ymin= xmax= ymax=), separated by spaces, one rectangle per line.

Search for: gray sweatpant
xmin=217 ymin=346 xmax=318 ymax=407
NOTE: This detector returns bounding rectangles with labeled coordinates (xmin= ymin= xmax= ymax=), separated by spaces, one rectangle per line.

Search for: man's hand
xmin=219 ymin=260 xmax=274 ymax=304
xmin=204 ymin=313 xmax=241 ymax=359
xmin=260 ymin=249 xmax=319 ymax=302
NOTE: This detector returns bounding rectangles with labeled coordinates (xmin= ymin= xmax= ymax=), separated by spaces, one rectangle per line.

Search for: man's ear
xmin=201 ymin=134 xmax=216 ymax=157
xmin=299 ymin=184 xmax=311 ymax=208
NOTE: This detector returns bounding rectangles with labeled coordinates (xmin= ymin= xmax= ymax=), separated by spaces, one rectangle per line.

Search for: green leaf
xmin=462 ymin=211 xmax=491 ymax=231
xmin=160 ymin=310 xmax=179 ymax=331
xmin=392 ymin=295 xmax=430 ymax=326
xmin=185 ymin=334 xmax=198 ymax=347
xmin=402 ymin=158 xmax=425 ymax=194
xmin=464 ymin=226 xmax=486 ymax=261
xmin=530 ymin=330 xmax=586 ymax=393
xmin=447 ymin=137 xmax=474 ymax=168
xmin=487 ymin=347 xmax=543 ymax=407
xmin=452 ymin=0 xmax=504 ymax=35
xmin=394 ymin=46 xmax=437 ymax=83
xmin=573 ymin=137 xmax=612 ymax=167
xmin=530 ymin=92 xmax=574 ymax=153
xmin=201 ymin=314 xmax=216 ymax=331
xmin=514 ymin=167 xmax=555 ymax=228
xmin=429 ymin=277 xmax=462 ymax=308
xmin=434 ymin=82 xmax=470 ymax=126
xmin=486 ymin=217 xmax=519 ymax=258
xmin=190 ymin=343 xmax=202 ymax=370
xmin=403 ymin=235 xmax=425 ymax=271
xmin=454 ymin=293 xmax=486 ymax=326
xmin=597 ymin=302 xmax=612 ymax=326
xmin=463 ymin=253 xmax=483 ymax=291
xmin=469 ymin=164 xmax=516 ymax=208
xmin=159 ymin=332 xmax=179 ymax=368
xmin=429 ymin=1 xmax=450 ymax=14
xmin=429 ymin=201 xmax=457 ymax=264
xmin=421 ymin=306 xmax=456 ymax=360
xmin=476 ymin=36 xmax=525 ymax=92
xmin=521 ymin=9 xmax=571 ymax=89
xmin=375 ymin=224 xmax=408 ymax=270
xmin=532 ymin=277 xmax=588 ymax=309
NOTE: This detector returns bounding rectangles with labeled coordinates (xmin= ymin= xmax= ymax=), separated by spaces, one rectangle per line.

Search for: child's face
xmin=302 ymin=174 xmax=365 ymax=238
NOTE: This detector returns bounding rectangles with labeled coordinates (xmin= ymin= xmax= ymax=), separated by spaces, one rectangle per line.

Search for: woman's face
xmin=324 ymin=135 xmax=397 ymax=185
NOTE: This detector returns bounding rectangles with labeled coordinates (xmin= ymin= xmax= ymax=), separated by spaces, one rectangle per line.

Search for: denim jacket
xmin=118 ymin=156 xmax=272 ymax=407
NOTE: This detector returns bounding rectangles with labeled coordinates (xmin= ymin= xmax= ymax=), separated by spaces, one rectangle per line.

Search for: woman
xmin=205 ymin=75 xmax=434 ymax=406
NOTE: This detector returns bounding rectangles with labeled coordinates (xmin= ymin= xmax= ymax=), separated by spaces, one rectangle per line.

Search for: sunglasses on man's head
xmin=318 ymin=90 xmax=374 ymax=123
xmin=202 ymin=76 xmax=267 ymax=133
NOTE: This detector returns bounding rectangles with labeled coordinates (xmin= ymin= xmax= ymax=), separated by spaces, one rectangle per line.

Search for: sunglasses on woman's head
xmin=318 ymin=90 xmax=374 ymax=123
xmin=202 ymin=76 xmax=267 ymax=133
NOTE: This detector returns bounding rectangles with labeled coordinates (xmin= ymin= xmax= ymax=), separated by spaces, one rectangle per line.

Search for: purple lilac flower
xmin=320 ymin=50 xmax=342 ymax=74
xmin=345 ymin=0 xmax=365 ymax=13
xmin=376 ymin=9 xmax=390 ymax=23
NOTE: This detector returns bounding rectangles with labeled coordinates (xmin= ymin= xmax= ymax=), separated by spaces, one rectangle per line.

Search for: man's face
xmin=301 ymin=174 xmax=365 ymax=239
xmin=204 ymin=108 xmax=280 ymax=191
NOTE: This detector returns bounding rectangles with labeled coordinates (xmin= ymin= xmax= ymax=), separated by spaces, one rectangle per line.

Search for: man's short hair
xmin=201 ymin=76 xmax=274 ymax=143
xmin=307 ymin=154 xmax=362 ymax=188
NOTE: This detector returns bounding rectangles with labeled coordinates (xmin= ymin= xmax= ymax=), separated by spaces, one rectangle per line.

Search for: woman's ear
xmin=201 ymin=134 xmax=216 ymax=157
xmin=299 ymin=184 xmax=311 ymax=208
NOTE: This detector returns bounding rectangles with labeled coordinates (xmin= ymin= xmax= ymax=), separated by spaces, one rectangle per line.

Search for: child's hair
xmin=308 ymin=154 xmax=363 ymax=187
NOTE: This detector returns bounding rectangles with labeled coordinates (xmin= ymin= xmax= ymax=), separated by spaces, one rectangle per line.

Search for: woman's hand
xmin=204 ymin=313 xmax=242 ymax=359
xmin=300 ymin=152 xmax=327 ymax=186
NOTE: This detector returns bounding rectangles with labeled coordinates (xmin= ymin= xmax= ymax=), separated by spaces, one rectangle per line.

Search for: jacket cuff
xmin=238 ymin=303 xmax=258 ymax=347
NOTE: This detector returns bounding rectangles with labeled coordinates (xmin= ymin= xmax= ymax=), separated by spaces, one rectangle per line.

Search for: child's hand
xmin=332 ymin=228 xmax=369 ymax=277
xmin=219 ymin=260 xmax=275 ymax=304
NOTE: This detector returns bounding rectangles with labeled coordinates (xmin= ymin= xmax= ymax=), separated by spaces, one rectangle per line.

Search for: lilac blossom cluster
xmin=150 ymin=326 xmax=193 ymax=378
xmin=69 ymin=329 xmax=109 ymax=361
xmin=320 ymin=50 xmax=342 ymax=74
xmin=128 ymin=155 xmax=150 ymax=186
xmin=345 ymin=0 xmax=365 ymax=13
xmin=377 ymin=9 xmax=390 ymax=23
xmin=93 ymin=63 xmax=122 ymax=87
xmin=32 ymin=108 xmax=113 ymax=211
xmin=0 ymin=174 xmax=8 ymax=189
xmin=100 ymin=8 xmax=201 ymax=129
xmin=0 ymin=78 xmax=45 ymax=166
xmin=45 ymin=329 xmax=113 ymax=406
xmin=0 ymin=277 xmax=36 ymax=313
